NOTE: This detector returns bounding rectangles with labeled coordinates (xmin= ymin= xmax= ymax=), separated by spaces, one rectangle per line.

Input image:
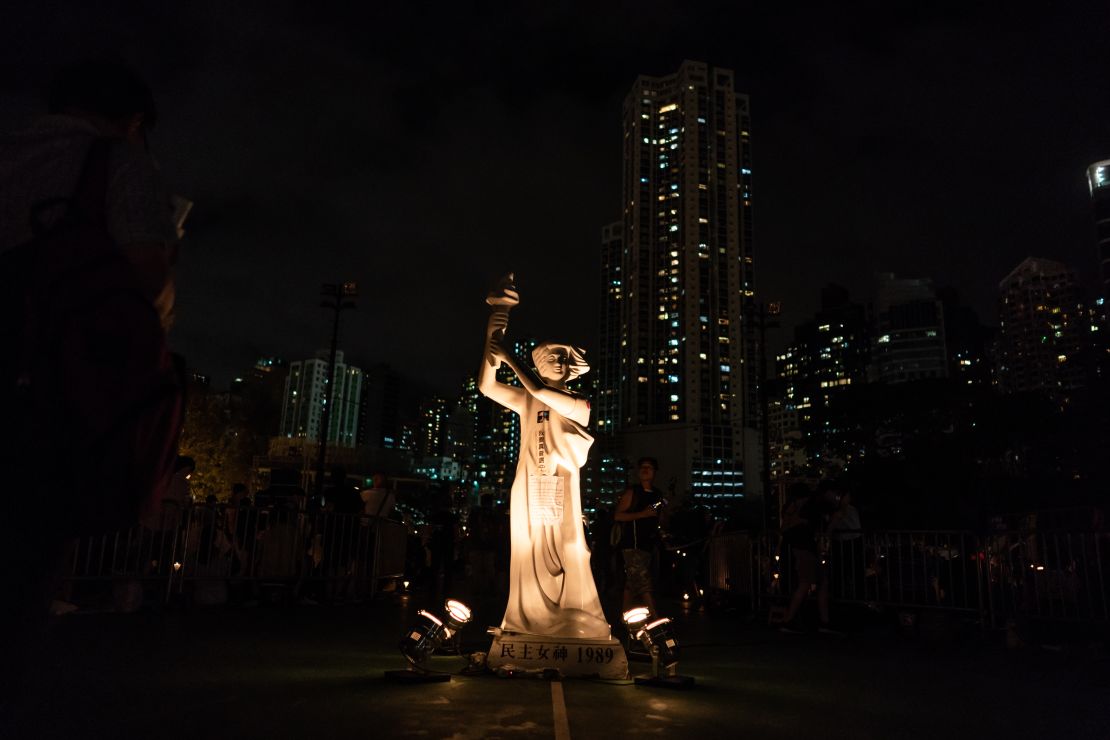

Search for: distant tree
xmin=178 ymin=389 xmax=252 ymax=501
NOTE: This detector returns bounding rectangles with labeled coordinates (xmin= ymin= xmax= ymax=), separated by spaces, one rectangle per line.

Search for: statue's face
xmin=537 ymin=347 xmax=571 ymax=383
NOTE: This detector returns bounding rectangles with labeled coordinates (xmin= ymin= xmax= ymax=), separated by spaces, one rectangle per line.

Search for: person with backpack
xmin=0 ymin=58 xmax=184 ymax=697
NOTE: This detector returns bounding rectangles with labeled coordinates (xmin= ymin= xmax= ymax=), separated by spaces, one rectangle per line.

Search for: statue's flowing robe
xmin=495 ymin=388 xmax=609 ymax=639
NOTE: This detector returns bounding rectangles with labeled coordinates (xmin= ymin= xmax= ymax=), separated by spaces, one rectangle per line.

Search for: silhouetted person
xmin=494 ymin=502 xmax=511 ymax=596
xmin=227 ymin=483 xmax=255 ymax=569
xmin=427 ymin=493 xmax=459 ymax=601
xmin=590 ymin=503 xmax=617 ymax=599
xmin=466 ymin=494 xmax=499 ymax=600
xmin=667 ymin=501 xmax=710 ymax=604
xmin=326 ymin=466 xmax=363 ymax=516
xmin=614 ymin=457 xmax=665 ymax=612
xmin=328 ymin=467 xmax=364 ymax=601
xmin=198 ymin=494 xmax=222 ymax=565
xmin=779 ymin=481 xmax=838 ymax=634
xmin=227 ymin=483 xmax=258 ymax=602
xmin=0 ymin=60 xmax=184 ymax=701
xmin=828 ymin=487 xmax=863 ymax=600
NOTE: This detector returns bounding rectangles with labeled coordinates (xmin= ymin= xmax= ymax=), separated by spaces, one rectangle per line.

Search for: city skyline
xmin=3 ymin=4 xmax=1110 ymax=396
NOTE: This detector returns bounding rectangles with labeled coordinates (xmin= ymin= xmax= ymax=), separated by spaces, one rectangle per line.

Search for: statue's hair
xmin=532 ymin=342 xmax=589 ymax=379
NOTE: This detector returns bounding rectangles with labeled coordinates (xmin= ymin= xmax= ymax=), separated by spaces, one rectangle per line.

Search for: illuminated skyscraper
xmin=1087 ymin=162 xmax=1110 ymax=384
xmin=938 ymin=288 xmax=993 ymax=388
xmin=597 ymin=222 xmax=624 ymax=434
xmin=586 ymin=222 xmax=629 ymax=510
xmin=873 ymin=273 xmax=948 ymax=384
xmin=280 ymin=350 xmax=363 ymax=448
xmin=602 ymin=61 xmax=756 ymax=508
xmin=766 ymin=398 xmax=806 ymax=482
xmin=775 ymin=284 xmax=870 ymax=469
xmin=418 ymin=395 xmax=450 ymax=458
xmin=1089 ymin=160 xmax=1110 ymax=294
xmin=446 ymin=377 xmax=476 ymax=464
xmin=996 ymin=258 xmax=1086 ymax=397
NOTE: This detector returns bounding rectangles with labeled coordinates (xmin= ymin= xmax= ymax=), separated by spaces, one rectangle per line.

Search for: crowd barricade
xmin=61 ymin=504 xmax=409 ymax=606
xmin=703 ymin=529 xmax=1109 ymax=628
xmin=981 ymin=530 xmax=1109 ymax=625
xmin=64 ymin=515 xmax=1109 ymax=627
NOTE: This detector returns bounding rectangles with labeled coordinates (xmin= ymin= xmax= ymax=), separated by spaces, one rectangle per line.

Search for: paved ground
xmin=4 ymin=590 xmax=1109 ymax=740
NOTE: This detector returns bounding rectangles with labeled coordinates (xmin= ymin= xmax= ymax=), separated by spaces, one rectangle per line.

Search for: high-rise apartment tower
xmin=601 ymin=60 xmax=756 ymax=506
xmin=996 ymin=257 xmax=1087 ymax=397
xmin=1089 ymin=160 xmax=1110 ymax=294
xmin=280 ymin=350 xmax=363 ymax=448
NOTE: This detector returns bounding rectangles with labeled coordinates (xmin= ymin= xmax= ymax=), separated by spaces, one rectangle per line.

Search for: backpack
xmin=1 ymin=138 xmax=185 ymax=536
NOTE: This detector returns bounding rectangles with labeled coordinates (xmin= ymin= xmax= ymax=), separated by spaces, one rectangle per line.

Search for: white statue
xmin=479 ymin=274 xmax=610 ymax=640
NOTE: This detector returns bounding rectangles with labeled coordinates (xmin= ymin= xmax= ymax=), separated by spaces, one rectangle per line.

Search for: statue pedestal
xmin=486 ymin=628 xmax=628 ymax=679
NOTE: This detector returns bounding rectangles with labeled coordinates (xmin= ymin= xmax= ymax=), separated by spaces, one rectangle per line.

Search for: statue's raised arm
xmin=478 ymin=273 xmax=526 ymax=413
xmin=478 ymin=273 xmax=589 ymax=424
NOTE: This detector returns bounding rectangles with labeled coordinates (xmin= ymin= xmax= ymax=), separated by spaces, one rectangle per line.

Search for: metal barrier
xmin=65 ymin=514 xmax=1109 ymax=628
xmin=62 ymin=504 xmax=409 ymax=607
xmin=703 ymin=529 xmax=1110 ymax=628
xmin=981 ymin=530 xmax=1108 ymax=625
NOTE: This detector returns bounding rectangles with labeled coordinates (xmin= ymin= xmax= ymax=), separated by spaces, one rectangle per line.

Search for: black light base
xmin=633 ymin=674 xmax=696 ymax=690
xmin=384 ymin=668 xmax=451 ymax=683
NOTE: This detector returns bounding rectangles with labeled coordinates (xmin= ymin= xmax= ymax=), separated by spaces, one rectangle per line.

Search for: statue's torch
xmin=486 ymin=273 xmax=520 ymax=366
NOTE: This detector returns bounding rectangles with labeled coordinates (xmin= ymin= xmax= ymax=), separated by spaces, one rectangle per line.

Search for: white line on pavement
xmin=551 ymin=681 xmax=571 ymax=740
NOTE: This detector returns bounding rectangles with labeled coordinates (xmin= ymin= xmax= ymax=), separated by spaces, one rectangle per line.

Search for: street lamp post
xmin=756 ymin=300 xmax=782 ymax=531
xmin=314 ymin=281 xmax=358 ymax=500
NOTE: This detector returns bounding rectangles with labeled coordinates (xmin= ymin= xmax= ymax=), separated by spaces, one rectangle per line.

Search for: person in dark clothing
xmin=667 ymin=502 xmax=711 ymax=603
xmin=225 ymin=484 xmax=258 ymax=603
xmin=197 ymin=494 xmax=222 ymax=566
xmin=779 ymin=480 xmax=838 ymax=633
xmin=614 ymin=457 xmax=666 ymax=612
xmin=228 ymin=484 xmax=255 ymax=549
xmin=590 ymin=504 xmax=617 ymax=599
xmin=0 ymin=61 xmax=182 ymax=705
xmin=493 ymin=502 xmax=511 ymax=596
xmin=326 ymin=466 xmax=364 ymax=516
xmin=427 ymin=493 xmax=459 ymax=601
xmin=322 ymin=467 xmax=364 ymax=601
xmin=465 ymin=494 xmax=499 ymax=599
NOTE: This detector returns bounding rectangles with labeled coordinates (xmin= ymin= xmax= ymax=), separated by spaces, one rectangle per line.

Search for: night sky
xmin=4 ymin=2 xmax=1109 ymax=398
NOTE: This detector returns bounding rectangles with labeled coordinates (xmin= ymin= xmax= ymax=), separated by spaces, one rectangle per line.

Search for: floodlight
xmin=385 ymin=598 xmax=473 ymax=683
xmin=622 ymin=607 xmax=651 ymax=629
xmin=444 ymin=599 xmax=472 ymax=634
xmin=622 ymin=607 xmax=694 ymax=690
